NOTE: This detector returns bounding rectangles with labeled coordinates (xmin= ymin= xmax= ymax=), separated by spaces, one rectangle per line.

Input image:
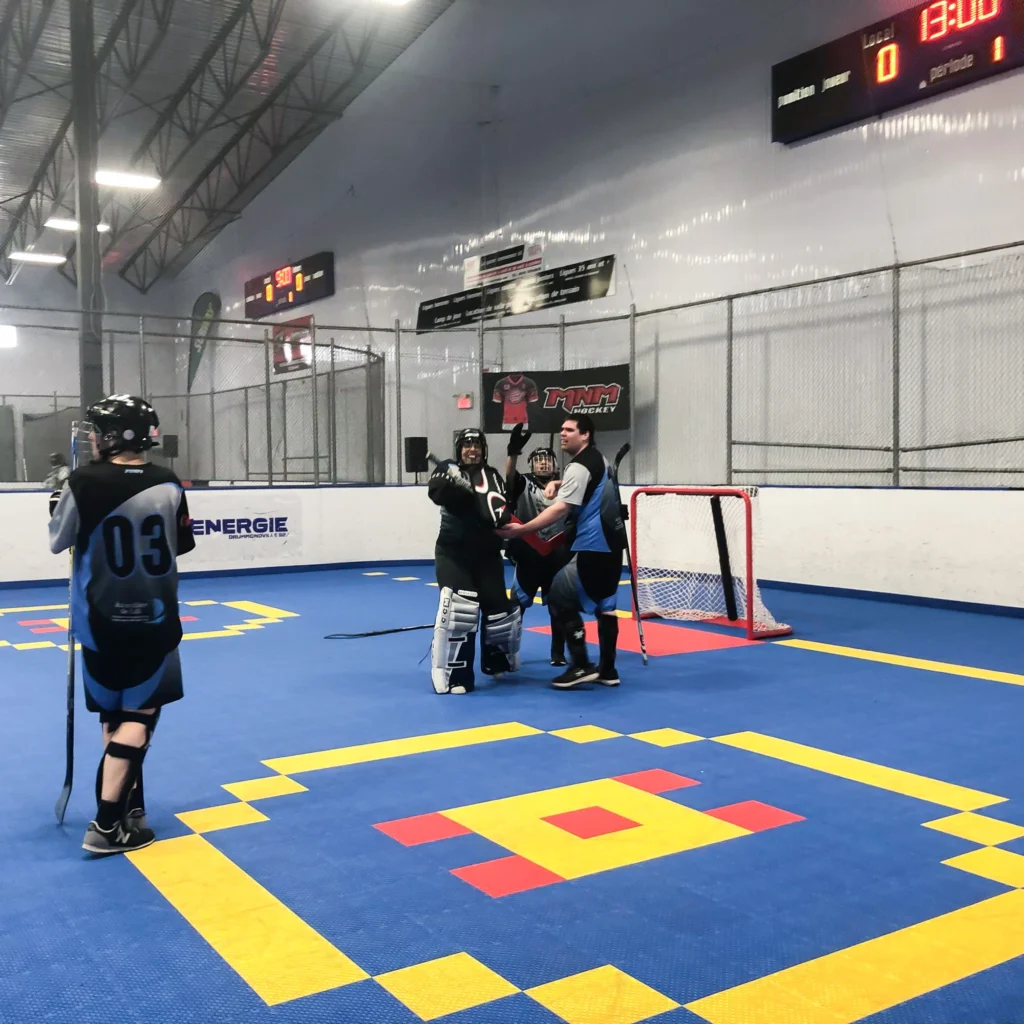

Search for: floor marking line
xmin=713 ymin=731 xmax=1005 ymax=811
xmin=182 ymin=629 xmax=243 ymax=641
xmin=685 ymin=890 xmax=1024 ymax=1024
xmin=128 ymin=834 xmax=368 ymax=1005
xmin=262 ymin=722 xmax=544 ymax=776
xmin=222 ymin=600 xmax=298 ymax=620
xmin=0 ymin=604 xmax=68 ymax=615
xmin=778 ymin=638 xmax=1024 ymax=688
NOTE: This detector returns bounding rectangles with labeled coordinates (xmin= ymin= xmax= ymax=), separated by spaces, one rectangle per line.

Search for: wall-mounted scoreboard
xmin=772 ymin=0 xmax=1024 ymax=143
xmin=244 ymin=251 xmax=335 ymax=320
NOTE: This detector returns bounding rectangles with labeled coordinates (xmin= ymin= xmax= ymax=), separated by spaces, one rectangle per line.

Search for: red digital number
xmin=877 ymin=43 xmax=900 ymax=82
xmin=923 ymin=0 xmax=998 ymax=39
xmin=275 ymin=266 xmax=293 ymax=289
xmin=921 ymin=1 xmax=949 ymax=40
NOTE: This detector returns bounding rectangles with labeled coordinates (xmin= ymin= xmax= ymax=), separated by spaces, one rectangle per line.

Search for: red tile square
xmin=542 ymin=806 xmax=641 ymax=839
xmin=180 ymin=616 xmax=199 ymax=623
xmin=613 ymin=769 xmax=700 ymax=794
xmin=704 ymin=800 xmax=805 ymax=832
xmin=374 ymin=812 xmax=472 ymax=846
xmin=527 ymin=619 xmax=759 ymax=656
xmin=452 ymin=855 xmax=564 ymax=897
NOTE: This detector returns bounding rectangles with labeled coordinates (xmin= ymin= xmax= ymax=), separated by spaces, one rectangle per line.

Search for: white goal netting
xmin=630 ymin=487 xmax=791 ymax=639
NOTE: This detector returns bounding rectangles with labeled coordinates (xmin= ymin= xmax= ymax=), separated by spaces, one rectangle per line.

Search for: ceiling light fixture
xmin=45 ymin=217 xmax=111 ymax=233
xmin=10 ymin=251 xmax=67 ymax=265
xmin=95 ymin=169 xmax=160 ymax=190
xmin=0 ymin=325 xmax=16 ymax=349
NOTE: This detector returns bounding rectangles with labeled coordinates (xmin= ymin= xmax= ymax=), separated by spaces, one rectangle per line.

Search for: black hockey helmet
xmin=455 ymin=427 xmax=487 ymax=465
xmin=528 ymin=447 xmax=558 ymax=480
xmin=85 ymin=395 xmax=160 ymax=458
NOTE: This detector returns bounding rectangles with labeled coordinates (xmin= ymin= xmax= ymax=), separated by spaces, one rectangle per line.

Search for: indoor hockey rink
xmin=3 ymin=1 xmax=1024 ymax=1023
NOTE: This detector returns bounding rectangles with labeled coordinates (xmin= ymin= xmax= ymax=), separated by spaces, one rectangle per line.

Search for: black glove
xmin=507 ymin=423 xmax=532 ymax=456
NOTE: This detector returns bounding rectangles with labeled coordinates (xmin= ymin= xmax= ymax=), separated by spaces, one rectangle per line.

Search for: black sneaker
xmin=127 ymin=808 xmax=148 ymax=831
xmin=550 ymin=646 xmax=567 ymax=667
xmin=82 ymin=820 xmax=156 ymax=855
xmin=596 ymin=667 xmax=620 ymax=686
xmin=552 ymin=665 xmax=599 ymax=689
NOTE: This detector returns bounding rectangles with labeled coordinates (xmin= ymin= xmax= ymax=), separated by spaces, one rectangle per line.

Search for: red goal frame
xmin=628 ymin=486 xmax=792 ymax=641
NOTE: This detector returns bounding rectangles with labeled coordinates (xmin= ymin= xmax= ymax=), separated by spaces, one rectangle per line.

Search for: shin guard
xmin=481 ymin=607 xmax=522 ymax=676
xmin=431 ymin=588 xmax=479 ymax=694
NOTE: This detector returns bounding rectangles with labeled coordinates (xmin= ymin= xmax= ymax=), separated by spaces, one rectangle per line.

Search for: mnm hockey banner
xmin=483 ymin=364 xmax=630 ymax=434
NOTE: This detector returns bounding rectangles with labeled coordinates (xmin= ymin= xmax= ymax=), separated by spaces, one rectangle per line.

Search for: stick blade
xmin=54 ymin=785 xmax=71 ymax=825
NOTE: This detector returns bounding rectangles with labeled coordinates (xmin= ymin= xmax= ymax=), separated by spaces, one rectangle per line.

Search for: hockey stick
xmin=55 ymin=425 xmax=78 ymax=825
xmin=325 ymin=624 xmax=432 ymax=639
xmin=611 ymin=442 xmax=647 ymax=666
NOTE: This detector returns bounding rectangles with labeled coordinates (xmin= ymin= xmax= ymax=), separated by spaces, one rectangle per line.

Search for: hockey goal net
xmin=629 ymin=487 xmax=791 ymax=640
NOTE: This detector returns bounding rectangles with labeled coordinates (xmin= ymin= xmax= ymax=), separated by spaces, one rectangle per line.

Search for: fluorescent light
xmin=10 ymin=251 xmax=67 ymax=265
xmin=0 ymin=325 xmax=15 ymax=349
xmin=95 ymin=169 xmax=160 ymax=190
xmin=45 ymin=217 xmax=111 ymax=233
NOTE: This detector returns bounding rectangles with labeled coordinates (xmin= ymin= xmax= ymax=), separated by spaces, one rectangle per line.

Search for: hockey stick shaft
xmin=55 ymin=425 xmax=78 ymax=824
xmin=612 ymin=443 xmax=647 ymax=666
xmin=325 ymin=624 xmax=433 ymax=639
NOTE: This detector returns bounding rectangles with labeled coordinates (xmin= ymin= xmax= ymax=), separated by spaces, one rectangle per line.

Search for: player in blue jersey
xmin=497 ymin=413 xmax=625 ymax=689
xmin=48 ymin=396 xmax=195 ymax=855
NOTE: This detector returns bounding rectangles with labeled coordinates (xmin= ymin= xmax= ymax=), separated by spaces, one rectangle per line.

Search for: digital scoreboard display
xmin=244 ymin=251 xmax=335 ymax=320
xmin=772 ymin=0 xmax=1024 ymax=143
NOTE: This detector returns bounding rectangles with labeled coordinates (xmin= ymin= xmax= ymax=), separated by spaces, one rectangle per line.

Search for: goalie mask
xmin=528 ymin=447 xmax=558 ymax=482
xmin=455 ymin=428 xmax=487 ymax=467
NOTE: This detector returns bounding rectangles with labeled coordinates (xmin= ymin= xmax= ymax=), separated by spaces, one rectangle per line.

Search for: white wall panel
xmin=149 ymin=0 xmax=1024 ymax=483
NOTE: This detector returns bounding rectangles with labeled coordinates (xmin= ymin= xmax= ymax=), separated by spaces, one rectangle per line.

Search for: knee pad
xmin=481 ymin=607 xmax=522 ymax=675
xmin=431 ymin=588 xmax=479 ymax=695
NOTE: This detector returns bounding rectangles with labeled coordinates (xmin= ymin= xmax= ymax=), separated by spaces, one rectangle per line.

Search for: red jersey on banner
xmin=492 ymin=374 xmax=539 ymax=429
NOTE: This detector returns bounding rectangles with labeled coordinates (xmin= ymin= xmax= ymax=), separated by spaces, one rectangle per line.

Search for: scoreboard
xmin=773 ymin=0 xmax=1024 ymax=143
xmin=244 ymin=251 xmax=335 ymax=320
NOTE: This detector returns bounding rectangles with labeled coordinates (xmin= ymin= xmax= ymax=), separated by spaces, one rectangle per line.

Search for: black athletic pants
xmin=434 ymin=544 xmax=514 ymax=615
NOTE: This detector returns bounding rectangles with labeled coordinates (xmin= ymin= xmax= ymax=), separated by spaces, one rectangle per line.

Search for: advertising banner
xmin=186 ymin=490 xmax=304 ymax=564
xmin=463 ymin=242 xmax=543 ymax=289
xmin=272 ymin=316 xmax=314 ymax=375
xmin=484 ymin=363 xmax=631 ymax=434
xmin=417 ymin=255 xmax=616 ymax=332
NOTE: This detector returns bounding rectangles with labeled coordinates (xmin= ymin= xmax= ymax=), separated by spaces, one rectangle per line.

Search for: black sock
xmin=96 ymin=800 xmax=121 ymax=831
xmin=560 ymin=615 xmax=591 ymax=669
xmin=127 ymin=767 xmax=145 ymax=816
xmin=598 ymin=615 xmax=619 ymax=671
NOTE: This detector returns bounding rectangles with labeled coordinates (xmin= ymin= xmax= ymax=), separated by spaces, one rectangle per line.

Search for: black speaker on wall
xmin=404 ymin=436 xmax=429 ymax=473
xmin=162 ymin=434 xmax=179 ymax=459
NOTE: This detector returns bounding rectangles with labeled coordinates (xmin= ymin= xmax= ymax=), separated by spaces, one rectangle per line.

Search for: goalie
xmin=503 ymin=425 xmax=569 ymax=666
xmin=427 ymin=428 xmax=522 ymax=695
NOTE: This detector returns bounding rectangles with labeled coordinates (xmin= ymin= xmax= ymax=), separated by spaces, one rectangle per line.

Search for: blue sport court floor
xmin=3 ymin=564 xmax=1024 ymax=1024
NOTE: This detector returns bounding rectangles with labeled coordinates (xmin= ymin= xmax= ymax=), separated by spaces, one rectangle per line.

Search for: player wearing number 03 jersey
xmin=48 ymin=395 xmax=195 ymax=857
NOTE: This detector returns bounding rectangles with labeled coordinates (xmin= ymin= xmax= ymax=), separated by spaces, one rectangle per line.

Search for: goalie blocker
xmin=628 ymin=486 xmax=791 ymax=641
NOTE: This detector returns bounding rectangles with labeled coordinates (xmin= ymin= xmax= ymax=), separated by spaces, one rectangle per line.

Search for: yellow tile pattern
xmin=177 ymin=801 xmax=269 ymax=833
xmin=630 ymin=728 xmax=704 ymax=747
xmin=443 ymin=778 xmax=747 ymax=881
xmin=527 ymin=965 xmax=679 ymax=1024
xmin=376 ymin=953 xmax=518 ymax=1021
xmin=942 ymin=847 xmax=1024 ymax=888
xmin=686 ymin=890 xmax=1024 ymax=1024
xmin=222 ymin=600 xmax=298 ymax=620
xmin=550 ymin=725 xmax=623 ymax=744
xmin=222 ymin=775 xmax=308 ymax=801
xmin=263 ymin=722 xmax=543 ymax=776
xmin=923 ymin=812 xmax=1024 ymax=847
xmin=778 ymin=638 xmax=1024 ymax=688
xmin=714 ymin=731 xmax=1005 ymax=811
xmin=128 ymin=834 xmax=367 ymax=1005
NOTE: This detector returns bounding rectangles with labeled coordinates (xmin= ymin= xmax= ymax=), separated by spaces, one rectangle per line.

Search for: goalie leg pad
xmin=481 ymin=607 xmax=522 ymax=676
xmin=431 ymin=588 xmax=479 ymax=695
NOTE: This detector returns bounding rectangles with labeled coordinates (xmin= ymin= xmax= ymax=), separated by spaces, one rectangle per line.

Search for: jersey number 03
xmin=102 ymin=514 xmax=173 ymax=579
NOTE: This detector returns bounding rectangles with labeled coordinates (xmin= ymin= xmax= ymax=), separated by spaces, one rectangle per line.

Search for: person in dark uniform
xmin=497 ymin=413 xmax=625 ymax=689
xmin=48 ymin=395 xmax=195 ymax=855
xmin=503 ymin=425 xmax=569 ymax=666
xmin=427 ymin=427 xmax=522 ymax=695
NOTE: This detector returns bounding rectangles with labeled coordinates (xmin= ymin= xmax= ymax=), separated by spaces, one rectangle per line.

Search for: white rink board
xmin=1 ymin=485 xmax=1023 ymax=610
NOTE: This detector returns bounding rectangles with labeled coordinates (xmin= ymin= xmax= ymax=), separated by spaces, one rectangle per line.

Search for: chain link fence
xmin=1 ymin=237 xmax=1022 ymax=487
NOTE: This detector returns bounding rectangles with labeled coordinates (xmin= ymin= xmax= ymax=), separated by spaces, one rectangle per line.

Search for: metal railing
xmin=0 ymin=235 xmax=1022 ymax=488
